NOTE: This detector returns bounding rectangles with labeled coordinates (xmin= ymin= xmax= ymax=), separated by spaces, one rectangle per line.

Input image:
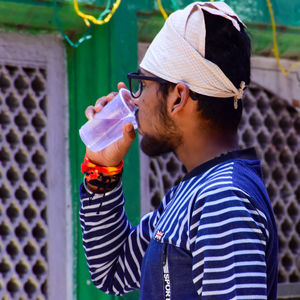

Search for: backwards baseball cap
xmin=140 ymin=1 xmax=247 ymax=109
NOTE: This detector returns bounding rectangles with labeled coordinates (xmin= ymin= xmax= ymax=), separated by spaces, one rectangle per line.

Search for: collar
xmin=182 ymin=147 xmax=257 ymax=182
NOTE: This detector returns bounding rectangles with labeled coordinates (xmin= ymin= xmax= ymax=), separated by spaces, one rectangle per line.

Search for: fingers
xmin=106 ymin=92 xmax=118 ymax=101
xmin=85 ymin=92 xmax=117 ymax=119
xmin=85 ymin=105 xmax=96 ymax=120
xmin=95 ymin=92 xmax=117 ymax=112
xmin=118 ymin=82 xmax=128 ymax=91
xmin=84 ymin=84 xmax=131 ymax=121
xmin=94 ymin=97 xmax=108 ymax=114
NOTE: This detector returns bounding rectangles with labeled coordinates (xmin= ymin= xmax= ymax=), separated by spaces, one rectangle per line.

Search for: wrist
xmin=81 ymin=154 xmax=123 ymax=194
xmin=85 ymin=175 xmax=121 ymax=194
xmin=81 ymin=154 xmax=123 ymax=180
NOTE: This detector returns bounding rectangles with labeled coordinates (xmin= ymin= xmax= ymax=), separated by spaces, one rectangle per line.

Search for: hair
xmin=158 ymin=11 xmax=251 ymax=133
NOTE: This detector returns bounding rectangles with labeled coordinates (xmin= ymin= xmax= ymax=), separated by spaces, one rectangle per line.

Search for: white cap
xmin=140 ymin=1 xmax=247 ymax=108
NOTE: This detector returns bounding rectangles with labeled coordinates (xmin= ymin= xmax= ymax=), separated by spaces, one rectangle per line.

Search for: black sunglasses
xmin=127 ymin=72 xmax=169 ymax=98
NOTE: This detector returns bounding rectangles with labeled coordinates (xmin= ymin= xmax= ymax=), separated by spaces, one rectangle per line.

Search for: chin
xmin=140 ymin=134 xmax=174 ymax=157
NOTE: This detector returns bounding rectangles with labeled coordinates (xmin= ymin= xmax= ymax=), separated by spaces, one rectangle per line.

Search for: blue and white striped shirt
xmin=80 ymin=148 xmax=278 ymax=299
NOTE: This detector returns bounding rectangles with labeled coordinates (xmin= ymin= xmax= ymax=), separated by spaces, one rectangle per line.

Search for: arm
xmin=190 ymin=187 xmax=269 ymax=299
xmin=80 ymin=183 xmax=164 ymax=295
xmin=79 ymin=84 xmax=144 ymax=294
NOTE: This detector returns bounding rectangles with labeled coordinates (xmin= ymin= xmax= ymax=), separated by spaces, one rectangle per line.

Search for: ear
xmin=169 ymin=83 xmax=190 ymax=115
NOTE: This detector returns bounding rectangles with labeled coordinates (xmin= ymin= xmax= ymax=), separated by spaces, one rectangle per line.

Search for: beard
xmin=136 ymin=94 xmax=183 ymax=157
xmin=138 ymin=113 xmax=183 ymax=157
xmin=140 ymin=133 xmax=175 ymax=157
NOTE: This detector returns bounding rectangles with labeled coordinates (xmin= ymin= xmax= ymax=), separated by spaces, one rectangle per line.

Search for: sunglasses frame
xmin=127 ymin=72 xmax=169 ymax=98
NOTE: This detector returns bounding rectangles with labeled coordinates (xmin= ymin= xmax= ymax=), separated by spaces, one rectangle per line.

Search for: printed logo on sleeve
xmin=154 ymin=230 xmax=164 ymax=241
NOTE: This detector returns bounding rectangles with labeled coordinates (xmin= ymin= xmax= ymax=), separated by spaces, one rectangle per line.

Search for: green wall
xmin=67 ymin=3 xmax=140 ymax=299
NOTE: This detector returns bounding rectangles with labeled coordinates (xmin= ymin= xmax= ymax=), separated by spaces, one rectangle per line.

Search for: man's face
xmin=134 ymin=70 xmax=183 ymax=157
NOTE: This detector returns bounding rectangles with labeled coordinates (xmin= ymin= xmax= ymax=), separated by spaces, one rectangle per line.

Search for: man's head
xmin=129 ymin=2 xmax=251 ymax=157
xmin=156 ymin=9 xmax=251 ymax=133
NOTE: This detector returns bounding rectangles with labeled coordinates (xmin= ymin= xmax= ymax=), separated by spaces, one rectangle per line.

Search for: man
xmin=80 ymin=2 xmax=278 ymax=299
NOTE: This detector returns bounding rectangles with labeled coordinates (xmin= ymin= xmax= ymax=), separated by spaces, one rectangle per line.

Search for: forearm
xmin=80 ymin=183 xmax=149 ymax=295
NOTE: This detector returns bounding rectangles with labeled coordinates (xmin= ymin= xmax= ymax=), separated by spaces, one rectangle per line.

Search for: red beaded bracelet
xmin=81 ymin=154 xmax=123 ymax=181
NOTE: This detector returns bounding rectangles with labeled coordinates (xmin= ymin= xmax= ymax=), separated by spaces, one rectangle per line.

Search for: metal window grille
xmin=138 ymin=44 xmax=300 ymax=297
xmin=0 ymin=33 xmax=70 ymax=300
xmin=0 ymin=63 xmax=48 ymax=299
xmin=239 ymin=83 xmax=300 ymax=288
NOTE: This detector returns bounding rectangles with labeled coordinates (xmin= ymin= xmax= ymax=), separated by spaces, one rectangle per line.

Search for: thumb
xmin=123 ymin=123 xmax=136 ymax=141
xmin=114 ymin=123 xmax=136 ymax=158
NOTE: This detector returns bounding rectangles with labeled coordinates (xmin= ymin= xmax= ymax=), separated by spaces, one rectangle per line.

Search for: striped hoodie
xmin=80 ymin=148 xmax=278 ymax=299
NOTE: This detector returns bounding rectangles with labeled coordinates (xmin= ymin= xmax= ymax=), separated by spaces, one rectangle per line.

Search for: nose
xmin=132 ymin=98 xmax=139 ymax=107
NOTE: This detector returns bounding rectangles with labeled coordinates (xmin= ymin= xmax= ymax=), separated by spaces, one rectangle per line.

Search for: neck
xmin=176 ymin=130 xmax=238 ymax=172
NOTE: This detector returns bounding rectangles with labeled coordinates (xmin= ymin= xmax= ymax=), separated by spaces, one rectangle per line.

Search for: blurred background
xmin=0 ymin=0 xmax=299 ymax=299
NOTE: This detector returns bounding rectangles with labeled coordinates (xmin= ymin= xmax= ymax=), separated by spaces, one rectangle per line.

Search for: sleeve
xmin=189 ymin=187 xmax=269 ymax=299
xmin=79 ymin=182 xmax=164 ymax=296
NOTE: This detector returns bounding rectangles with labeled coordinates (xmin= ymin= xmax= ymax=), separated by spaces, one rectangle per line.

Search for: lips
xmin=135 ymin=109 xmax=144 ymax=135
xmin=135 ymin=109 xmax=140 ymax=127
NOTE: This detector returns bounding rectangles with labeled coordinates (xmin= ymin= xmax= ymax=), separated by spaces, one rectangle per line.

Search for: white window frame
xmin=0 ymin=32 xmax=71 ymax=300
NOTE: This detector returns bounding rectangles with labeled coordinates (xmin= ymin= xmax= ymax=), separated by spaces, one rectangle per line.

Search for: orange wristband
xmin=81 ymin=154 xmax=123 ymax=181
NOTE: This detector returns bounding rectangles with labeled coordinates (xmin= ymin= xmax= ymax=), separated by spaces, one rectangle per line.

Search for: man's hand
xmin=84 ymin=82 xmax=136 ymax=167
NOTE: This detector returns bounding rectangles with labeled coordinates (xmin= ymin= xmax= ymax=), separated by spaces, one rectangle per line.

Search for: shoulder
xmin=190 ymin=158 xmax=268 ymax=219
xmin=189 ymin=169 xmax=270 ymax=246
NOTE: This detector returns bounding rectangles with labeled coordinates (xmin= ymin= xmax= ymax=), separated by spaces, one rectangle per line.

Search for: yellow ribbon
xmin=157 ymin=0 xmax=168 ymax=20
xmin=266 ymin=0 xmax=300 ymax=75
xmin=73 ymin=0 xmax=122 ymax=27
